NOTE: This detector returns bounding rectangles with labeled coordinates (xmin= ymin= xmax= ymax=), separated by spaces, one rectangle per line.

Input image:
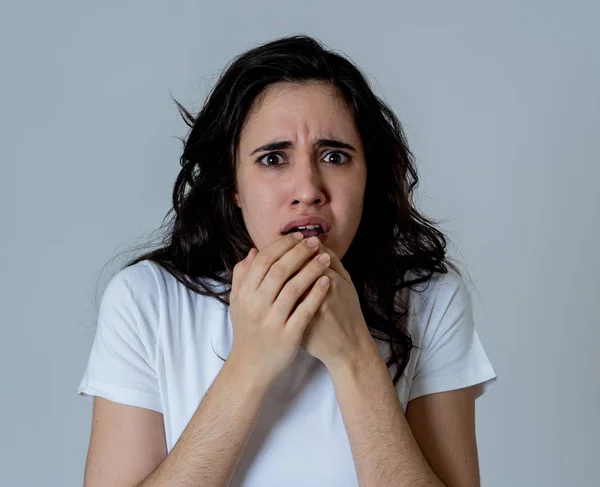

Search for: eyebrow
xmin=249 ymin=138 xmax=357 ymax=156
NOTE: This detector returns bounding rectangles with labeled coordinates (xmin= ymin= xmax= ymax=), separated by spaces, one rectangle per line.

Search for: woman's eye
xmin=257 ymin=150 xmax=350 ymax=167
xmin=258 ymin=152 xmax=285 ymax=166
xmin=323 ymin=151 xmax=349 ymax=164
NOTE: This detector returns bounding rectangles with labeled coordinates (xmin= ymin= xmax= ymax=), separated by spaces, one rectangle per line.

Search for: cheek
xmin=242 ymin=187 xmax=284 ymax=233
xmin=247 ymin=190 xmax=280 ymax=217
xmin=339 ymin=184 xmax=365 ymax=217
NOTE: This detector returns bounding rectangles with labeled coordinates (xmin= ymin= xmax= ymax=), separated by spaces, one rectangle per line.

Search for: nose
xmin=289 ymin=158 xmax=327 ymax=208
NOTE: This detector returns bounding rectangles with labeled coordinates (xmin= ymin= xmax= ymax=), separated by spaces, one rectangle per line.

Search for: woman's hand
xmin=229 ymin=233 xmax=332 ymax=387
xmin=300 ymin=243 xmax=375 ymax=371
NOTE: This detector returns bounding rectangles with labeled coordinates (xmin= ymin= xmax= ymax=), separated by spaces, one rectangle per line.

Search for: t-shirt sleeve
xmin=77 ymin=262 xmax=163 ymax=413
xmin=408 ymin=270 xmax=497 ymax=402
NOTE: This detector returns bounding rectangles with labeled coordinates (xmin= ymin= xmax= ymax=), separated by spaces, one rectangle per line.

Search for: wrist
xmin=326 ymin=335 xmax=382 ymax=378
xmin=224 ymin=352 xmax=274 ymax=396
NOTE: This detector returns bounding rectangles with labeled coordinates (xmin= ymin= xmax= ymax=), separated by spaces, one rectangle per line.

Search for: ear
xmin=233 ymin=192 xmax=240 ymax=208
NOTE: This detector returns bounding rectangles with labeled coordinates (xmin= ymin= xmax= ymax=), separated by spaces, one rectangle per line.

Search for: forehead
xmin=239 ymin=81 xmax=358 ymax=144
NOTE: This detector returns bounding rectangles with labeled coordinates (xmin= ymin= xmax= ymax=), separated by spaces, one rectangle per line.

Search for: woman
xmin=78 ymin=35 xmax=496 ymax=486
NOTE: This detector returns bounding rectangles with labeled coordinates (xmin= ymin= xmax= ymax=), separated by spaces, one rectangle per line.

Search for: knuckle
xmin=269 ymin=261 xmax=287 ymax=281
xmin=254 ymin=253 xmax=271 ymax=270
xmin=285 ymin=281 xmax=302 ymax=298
xmin=248 ymin=308 xmax=261 ymax=322
xmin=245 ymin=298 xmax=261 ymax=321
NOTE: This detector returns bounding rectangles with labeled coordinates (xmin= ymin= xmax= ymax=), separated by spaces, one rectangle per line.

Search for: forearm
xmin=329 ymin=341 xmax=444 ymax=487
xmin=138 ymin=355 xmax=270 ymax=487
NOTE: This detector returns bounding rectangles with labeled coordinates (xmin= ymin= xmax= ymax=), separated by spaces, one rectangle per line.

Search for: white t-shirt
xmin=78 ymin=260 xmax=496 ymax=486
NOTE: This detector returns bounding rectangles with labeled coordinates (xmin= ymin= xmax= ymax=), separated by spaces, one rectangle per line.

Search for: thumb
xmin=232 ymin=247 xmax=256 ymax=298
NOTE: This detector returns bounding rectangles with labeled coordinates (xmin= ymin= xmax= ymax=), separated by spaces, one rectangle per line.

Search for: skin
xmin=233 ymin=80 xmax=367 ymax=260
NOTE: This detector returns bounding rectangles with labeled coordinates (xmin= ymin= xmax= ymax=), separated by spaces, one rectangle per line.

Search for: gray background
xmin=1 ymin=1 xmax=598 ymax=486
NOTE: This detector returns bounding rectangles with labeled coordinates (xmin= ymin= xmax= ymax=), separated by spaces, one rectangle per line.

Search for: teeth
xmin=284 ymin=223 xmax=325 ymax=234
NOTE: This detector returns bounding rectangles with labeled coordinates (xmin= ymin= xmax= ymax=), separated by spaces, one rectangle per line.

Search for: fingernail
xmin=292 ymin=231 xmax=304 ymax=241
xmin=305 ymin=236 xmax=319 ymax=248
xmin=318 ymin=253 xmax=330 ymax=265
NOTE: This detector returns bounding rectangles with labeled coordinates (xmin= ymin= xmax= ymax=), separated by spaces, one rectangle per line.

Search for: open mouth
xmin=283 ymin=225 xmax=328 ymax=240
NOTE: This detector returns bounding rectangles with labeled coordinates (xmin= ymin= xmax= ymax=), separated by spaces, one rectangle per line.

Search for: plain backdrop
xmin=1 ymin=1 xmax=598 ymax=486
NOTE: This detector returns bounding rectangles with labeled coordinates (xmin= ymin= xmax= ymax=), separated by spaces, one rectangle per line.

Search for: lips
xmin=281 ymin=215 xmax=330 ymax=234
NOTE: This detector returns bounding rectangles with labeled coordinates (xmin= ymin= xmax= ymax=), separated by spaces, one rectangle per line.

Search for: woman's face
xmin=234 ymin=81 xmax=367 ymax=260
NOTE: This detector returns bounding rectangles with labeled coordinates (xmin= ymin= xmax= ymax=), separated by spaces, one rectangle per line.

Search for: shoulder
xmin=97 ymin=262 xmax=166 ymax=337
xmin=404 ymin=265 xmax=474 ymax=342
xmin=406 ymin=265 xmax=471 ymax=311
xmin=102 ymin=261 xmax=228 ymax=328
xmin=105 ymin=260 xmax=209 ymax=299
xmin=107 ymin=259 xmax=230 ymax=301
xmin=103 ymin=260 xmax=164 ymax=304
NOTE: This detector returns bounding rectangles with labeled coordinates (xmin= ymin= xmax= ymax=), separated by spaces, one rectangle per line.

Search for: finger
xmin=271 ymin=249 xmax=331 ymax=321
xmin=243 ymin=232 xmax=305 ymax=292
xmin=259 ymin=235 xmax=323 ymax=303
xmin=293 ymin=265 xmax=335 ymax=308
xmin=285 ymin=272 xmax=331 ymax=339
xmin=231 ymin=247 xmax=256 ymax=298
xmin=319 ymin=244 xmax=352 ymax=281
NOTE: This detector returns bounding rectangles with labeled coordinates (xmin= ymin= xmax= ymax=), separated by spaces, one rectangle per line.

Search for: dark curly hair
xmin=123 ymin=34 xmax=456 ymax=386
